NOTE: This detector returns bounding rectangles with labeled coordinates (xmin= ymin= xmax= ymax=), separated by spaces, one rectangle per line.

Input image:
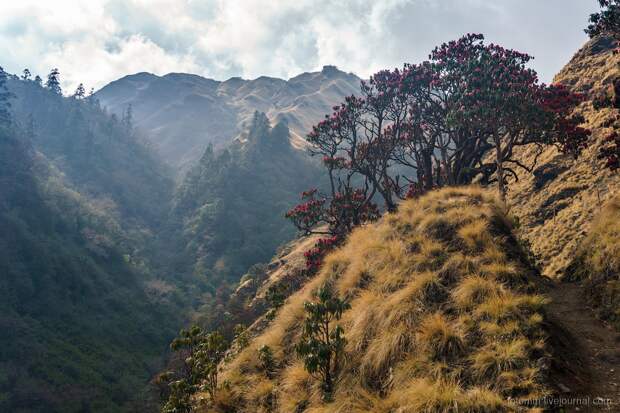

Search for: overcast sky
xmin=0 ymin=0 xmax=599 ymax=93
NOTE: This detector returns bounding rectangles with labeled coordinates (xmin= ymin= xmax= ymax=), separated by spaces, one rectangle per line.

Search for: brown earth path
xmin=546 ymin=282 xmax=620 ymax=412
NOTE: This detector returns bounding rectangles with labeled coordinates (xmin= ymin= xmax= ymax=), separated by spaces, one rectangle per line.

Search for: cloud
xmin=0 ymin=0 xmax=599 ymax=93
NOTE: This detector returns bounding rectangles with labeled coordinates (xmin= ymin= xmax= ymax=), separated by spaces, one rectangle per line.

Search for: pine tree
xmin=73 ymin=83 xmax=85 ymax=99
xmin=45 ymin=68 xmax=62 ymax=95
xmin=34 ymin=75 xmax=43 ymax=86
xmin=21 ymin=68 xmax=31 ymax=81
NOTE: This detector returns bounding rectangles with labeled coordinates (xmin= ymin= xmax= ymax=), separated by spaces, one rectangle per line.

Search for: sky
xmin=0 ymin=0 xmax=600 ymax=93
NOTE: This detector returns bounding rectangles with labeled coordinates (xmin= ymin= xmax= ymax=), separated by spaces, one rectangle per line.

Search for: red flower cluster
xmin=285 ymin=189 xmax=326 ymax=234
xmin=303 ymin=236 xmax=341 ymax=272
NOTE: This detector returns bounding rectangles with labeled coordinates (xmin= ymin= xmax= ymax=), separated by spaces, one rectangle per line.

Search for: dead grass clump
xmin=458 ymin=219 xmax=493 ymax=253
xmin=413 ymin=271 xmax=446 ymax=304
xmin=437 ymin=253 xmax=479 ymax=286
xmin=474 ymin=293 xmax=546 ymax=323
xmin=419 ymin=212 xmax=459 ymax=243
xmin=471 ymin=338 xmax=530 ymax=381
xmin=418 ymin=313 xmax=466 ymax=362
xmin=359 ymin=327 xmax=413 ymax=390
xmin=479 ymin=262 xmax=526 ymax=287
xmin=452 ymin=276 xmax=503 ymax=310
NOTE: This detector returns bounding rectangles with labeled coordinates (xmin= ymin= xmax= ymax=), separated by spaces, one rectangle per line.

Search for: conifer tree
xmin=296 ymin=283 xmax=350 ymax=399
xmin=45 ymin=68 xmax=62 ymax=95
xmin=21 ymin=68 xmax=31 ymax=81
xmin=34 ymin=75 xmax=43 ymax=86
xmin=73 ymin=83 xmax=85 ymax=99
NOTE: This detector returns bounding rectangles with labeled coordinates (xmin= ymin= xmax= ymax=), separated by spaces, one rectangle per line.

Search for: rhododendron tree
xmin=586 ymin=0 xmax=620 ymax=39
xmin=287 ymin=33 xmax=591 ymax=269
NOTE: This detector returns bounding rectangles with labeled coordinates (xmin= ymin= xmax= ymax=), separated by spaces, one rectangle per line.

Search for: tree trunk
xmin=495 ymin=140 xmax=506 ymax=203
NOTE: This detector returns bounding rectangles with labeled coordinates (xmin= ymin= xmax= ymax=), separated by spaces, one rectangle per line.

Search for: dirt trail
xmin=546 ymin=281 xmax=620 ymax=412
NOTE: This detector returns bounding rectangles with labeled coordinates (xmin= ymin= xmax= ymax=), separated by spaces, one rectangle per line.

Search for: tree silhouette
xmin=73 ymin=83 xmax=86 ymax=99
xmin=45 ymin=68 xmax=62 ymax=95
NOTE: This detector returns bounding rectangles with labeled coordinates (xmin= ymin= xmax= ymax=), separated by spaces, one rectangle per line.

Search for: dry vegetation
xmin=568 ymin=194 xmax=620 ymax=329
xmin=200 ymin=187 xmax=553 ymax=412
xmin=507 ymin=35 xmax=620 ymax=278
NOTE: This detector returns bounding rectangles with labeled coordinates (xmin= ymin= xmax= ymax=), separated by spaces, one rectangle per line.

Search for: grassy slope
xmin=205 ymin=187 xmax=552 ymax=413
xmin=507 ymin=35 xmax=620 ymax=278
xmin=569 ymin=195 xmax=620 ymax=328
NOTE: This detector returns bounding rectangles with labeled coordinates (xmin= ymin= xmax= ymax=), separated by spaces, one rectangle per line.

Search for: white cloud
xmin=0 ymin=0 xmax=600 ymax=93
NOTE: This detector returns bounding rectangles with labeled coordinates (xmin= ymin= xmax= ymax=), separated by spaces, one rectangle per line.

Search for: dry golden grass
xmin=417 ymin=313 xmax=465 ymax=362
xmin=201 ymin=186 xmax=551 ymax=412
xmin=570 ymin=194 xmax=620 ymax=328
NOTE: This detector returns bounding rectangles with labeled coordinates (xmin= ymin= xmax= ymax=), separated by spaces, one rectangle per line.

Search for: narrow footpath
xmin=546 ymin=282 xmax=620 ymax=412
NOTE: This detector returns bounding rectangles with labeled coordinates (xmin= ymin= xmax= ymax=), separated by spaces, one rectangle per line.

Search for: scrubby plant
xmin=295 ymin=283 xmax=351 ymax=398
xmin=258 ymin=344 xmax=276 ymax=378
xmin=162 ymin=326 xmax=228 ymax=411
xmin=233 ymin=324 xmax=249 ymax=349
xmin=265 ymin=283 xmax=287 ymax=320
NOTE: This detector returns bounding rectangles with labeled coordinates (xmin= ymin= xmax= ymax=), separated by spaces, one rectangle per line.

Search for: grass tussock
xmin=570 ymin=195 xmax=620 ymax=328
xmin=203 ymin=186 xmax=551 ymax=412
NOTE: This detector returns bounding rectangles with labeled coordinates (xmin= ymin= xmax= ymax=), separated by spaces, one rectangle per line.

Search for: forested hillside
xmin=0 ymin=72 xmax=209 ymax=412
xmin=172 ymin=112 xmax=323 ymax=291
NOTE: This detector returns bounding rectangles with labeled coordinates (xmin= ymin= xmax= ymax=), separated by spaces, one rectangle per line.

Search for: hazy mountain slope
xmin=171 ymin=112 xmax=323 ymax=288
xmin=0 ymin=130 xmax=178 ymax=413
xmin=205 ymin=187 xmax=557 ymax=412
xmin=0 ymin=79 xmax=193 ymax=412
xmin=8 ymin=77 xmax=174 ymax=231
xmin=95 ymin=66 xmax=361 ymax=169
xmin=507 ymin=35 xmax=620 ymax=278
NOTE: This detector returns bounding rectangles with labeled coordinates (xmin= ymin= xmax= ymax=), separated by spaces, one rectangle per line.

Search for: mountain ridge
xmin=95 ymin=66 xmax=361 ymax=169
